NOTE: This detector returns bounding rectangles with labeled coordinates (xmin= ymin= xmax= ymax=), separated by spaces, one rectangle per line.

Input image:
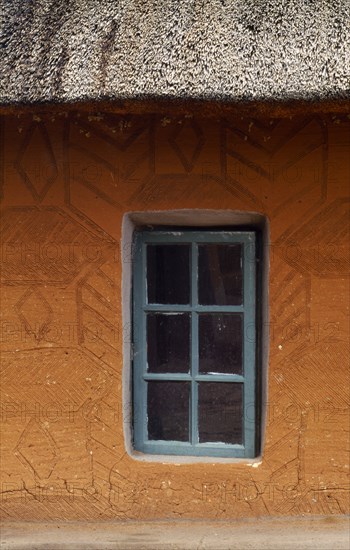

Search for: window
xmin=132 ymin=229 xmax=258 ymax=458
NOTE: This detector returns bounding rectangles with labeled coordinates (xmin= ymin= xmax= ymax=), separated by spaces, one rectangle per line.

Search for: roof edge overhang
xmin=1 ymin=97 xmax=349 ymax=118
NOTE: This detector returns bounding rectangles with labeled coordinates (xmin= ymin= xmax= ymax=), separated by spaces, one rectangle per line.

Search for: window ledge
xmin=128 ymin=448 xmax=263 ymax=465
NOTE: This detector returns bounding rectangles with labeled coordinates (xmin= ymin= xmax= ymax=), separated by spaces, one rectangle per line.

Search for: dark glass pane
xmin=198 ymin=244 xmax=243 ymax=305
xmin=198 ymin=383 xmax=243 ymax=444
xmin=199 ymin=314 xmax=243 ymax=374
xmin=147 ymin=244 xmax=190 ymax=304
xmin=147 ymin=382 xmax=190 ymax=441
xmin=147 ymin=313 xmax=190 ymax=373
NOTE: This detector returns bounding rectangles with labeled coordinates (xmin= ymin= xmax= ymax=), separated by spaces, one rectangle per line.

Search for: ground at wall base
xmin=1 ymin=516 xmax=349 ymax=550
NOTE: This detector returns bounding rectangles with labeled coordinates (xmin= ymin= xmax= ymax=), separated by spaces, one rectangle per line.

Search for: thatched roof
xmin=1 ymin=0 xmax=349 ymax=106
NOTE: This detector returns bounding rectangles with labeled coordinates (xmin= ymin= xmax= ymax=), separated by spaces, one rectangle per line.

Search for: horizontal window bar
xmin=143 ymin=304 xmax=244 ymax=313
xmin=138 ymin=231 xmax=255 ymax=244
xmin=195 ymin=374 xmax=244 ymax=383
xmin=144 ymin=440 xmax=244 ymax=450
xmin=144 ymin=373 xmax=192 ymax=381
xmin=140 ymin=441 xmax=246 ymax=458
xmin=143 ymin=373 xmax=244 ymax=383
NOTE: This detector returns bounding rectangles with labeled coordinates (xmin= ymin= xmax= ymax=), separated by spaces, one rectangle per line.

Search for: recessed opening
xmin=122 ymin=210 xmax=269 ymax=464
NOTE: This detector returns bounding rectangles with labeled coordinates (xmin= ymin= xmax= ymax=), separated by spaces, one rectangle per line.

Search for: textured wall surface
xmin=0 ymin=112 xmax=349 ymax=521
xmin=1 ymin=0 xmax=350 ymax=104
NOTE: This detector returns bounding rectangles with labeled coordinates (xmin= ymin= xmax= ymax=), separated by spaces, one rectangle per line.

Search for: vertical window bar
xmin=142 ymin=242 xmax=148 ymax=443
xmin=133 ymin=235 xmax=147 ymax=449
xmin=191 ymin=241 xmax=199 ymax=445
xmin=191 ymin=240 xmax=198 ymax=308
xmin=191 ymin=315 xmax=199 ymax=445
xmin=243 ymin=235 xmax=256 ymax=456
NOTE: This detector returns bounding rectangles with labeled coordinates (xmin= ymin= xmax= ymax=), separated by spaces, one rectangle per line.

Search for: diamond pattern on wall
xmin=14 ymin=122 xmax=58 ymax=202
xmin=168 ymin=119 xmax=205 ymax=172
xmin=14 ymin=419 xmax=59 ymax=480
xmin=14 ymin=287 xmax=53 ymax=342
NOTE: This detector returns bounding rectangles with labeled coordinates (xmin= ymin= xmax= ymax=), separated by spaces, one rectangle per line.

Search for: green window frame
xmin=132 ymin=230 xmax=258 ymax=458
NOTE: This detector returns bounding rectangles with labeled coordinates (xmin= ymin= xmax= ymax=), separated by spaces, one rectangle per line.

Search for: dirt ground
xmin=1 ymin=516 xmax=349 ymax=549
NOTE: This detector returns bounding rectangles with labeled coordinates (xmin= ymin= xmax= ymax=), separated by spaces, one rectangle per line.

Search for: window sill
xmin=128 ymin=448 xmax=263 ymax=465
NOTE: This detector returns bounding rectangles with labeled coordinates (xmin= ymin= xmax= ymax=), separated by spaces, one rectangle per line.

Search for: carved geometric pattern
xmin=0 ymin=115 xmax=4 ymax=201
xmin=0 ymin=114 xmax=349 ymax=522
xmin=14 ymin=122 xmax=58 ymax=202
xmin=77 ymin=260 xmax=120 ymax=368
xmin=65 ymin=114 xmax=155 ymax=234
xmin=276 ymin=198 xmax=350 ymax=278
xmin=270 ymin=261 xmax=311 ymax=356
xmin=289 ymin=489 xmax=348 ymax=515
xmin=168 ymin=119 xmax=205 ymax=172
xmin=108 ymin=456 xmax=147 ymax=519
xmin=14 ymin=287 xmax=53 ymax=342
xmin=280 ymin=341 xmax=349 ymax=409
xmin=14 ymin=419 xmax=59 ymax=479
xmin=221 ymin=117 xmax=327 ymax=221
xmin=127 ymin=173 xmax=215 ymax=209
xmin=1 ymin=348 xmax=113 ymax=409
xmin=0 ymin=493 xmax=113 ymax=521
xmin=86 ymin=394 xmax=123 ymax=510
xmin=269 ymin=339 xmax=349 ymax=514
xmin=0 ymin=206 xmax=114 ymax=286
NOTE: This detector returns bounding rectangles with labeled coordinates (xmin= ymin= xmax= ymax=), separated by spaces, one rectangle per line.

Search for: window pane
xmin=147 ymin=382 xmax=190 ymax=441
xmin=198 ymin=244 xmax=243 ymax=305
xmin=147 ymin=313 xmax=190 ymax=373
xmin=198 ymin=383 xmax=243 ymax=444
xmin=147 ymin=244 xmax=190 ymax=304
xmin=199 ymin=314 xmax=243 ymax=374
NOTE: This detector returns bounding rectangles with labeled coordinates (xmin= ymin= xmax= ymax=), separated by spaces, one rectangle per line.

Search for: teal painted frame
xmin=133 ymin=230 xmax=257 ymax=458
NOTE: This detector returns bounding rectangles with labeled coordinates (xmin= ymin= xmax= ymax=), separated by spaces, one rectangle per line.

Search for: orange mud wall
xmin=0 ymin=112 xmax=349 ymax=520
